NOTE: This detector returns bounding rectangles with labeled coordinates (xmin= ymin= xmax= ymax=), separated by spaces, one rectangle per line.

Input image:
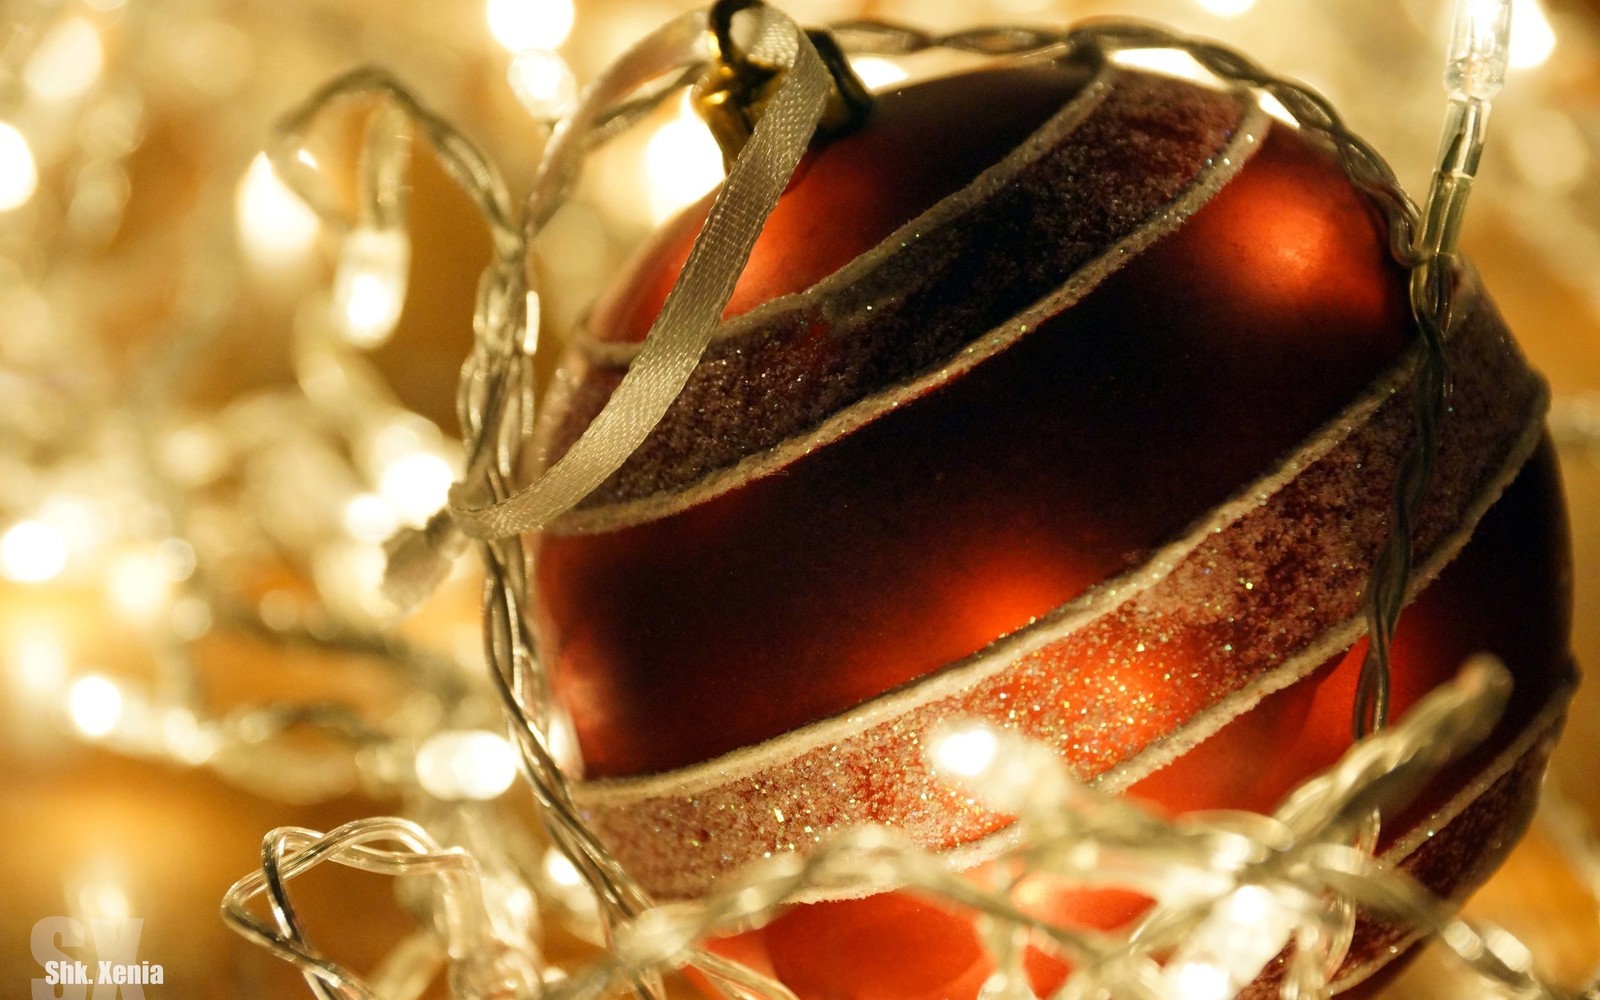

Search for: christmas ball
xmin=529 ymin=48 xmax=1574 ymax=999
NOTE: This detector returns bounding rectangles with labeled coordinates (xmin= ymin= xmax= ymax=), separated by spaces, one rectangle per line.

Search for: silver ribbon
xmin=452 ymin=7 xmax=831 ymax=541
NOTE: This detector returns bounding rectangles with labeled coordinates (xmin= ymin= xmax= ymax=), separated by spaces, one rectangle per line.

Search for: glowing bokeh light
xmin=235 ymin=152 xmax=319 ymax=267
xmin=343 ymin=492 xmax=400 ymax=543
xmin=416 ymin=729 xmax=519 ymax=799
xmin=333 ymin=227 xmax=409 ymax=348
xmin=9 ymin=627 xmax=67 ymax=698
xmin=2 ymin=520 xmax=68 ymax=583
xmin=931 ymin=727 xmax=998 ymax=778
xmin=510 ymin=48 xmax=578 ymax=120
xmin=24 ymin=16 xmax=105 ymax=101
xmin=105 ymin=549 xmax=175 ymax=623
xmin=38 ymin=495 xmax=112 ymax=557
xmin=0 ymin=123 xmax=39 ymax=212
xmin=163 ymin=707 xmax=216 ymax=764
xmin=76 ymin=877 xmax=131 ymax=922
xmin=1168 ymin=961 xmax=1231 ymax=1000
xmin=643 ymin=113 xmax=724 ymax=225
xmin=1509 ymin=108 xmax=1587 ymax=192
xmin=1510 ymin=0 xmax=1556 ymax=69
xmin=379 ymin=451 xmax=454 ymax=526
xmin=69 ymin=674 xmax=124 ymax=738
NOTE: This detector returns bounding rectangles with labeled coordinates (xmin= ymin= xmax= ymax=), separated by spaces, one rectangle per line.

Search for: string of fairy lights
xmin=1 ymin=0 xmax=1599 ymax=997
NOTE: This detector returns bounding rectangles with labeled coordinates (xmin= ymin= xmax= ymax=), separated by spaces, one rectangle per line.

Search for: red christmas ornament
xmin=529 ymin=45 xmax=1574 ymax=1000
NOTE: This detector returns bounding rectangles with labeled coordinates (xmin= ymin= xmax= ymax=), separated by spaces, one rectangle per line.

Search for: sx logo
xmin=31 ymin=917 xmax=163 ymax=1000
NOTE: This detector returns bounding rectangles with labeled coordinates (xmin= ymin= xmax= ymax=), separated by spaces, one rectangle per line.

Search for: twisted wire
xmin=228 ymin=14 xmax=1517 ymax=1000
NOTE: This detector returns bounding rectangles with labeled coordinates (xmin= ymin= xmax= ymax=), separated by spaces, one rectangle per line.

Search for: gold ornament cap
xmin=693 ymin=0 xmax=874 ymax=167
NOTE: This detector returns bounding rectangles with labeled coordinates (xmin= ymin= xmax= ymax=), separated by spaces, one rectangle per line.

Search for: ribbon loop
xmin=382 ymin=4 xmax=831 ymax=610
xmin=453 ymin=8 xmax=830 ymax=542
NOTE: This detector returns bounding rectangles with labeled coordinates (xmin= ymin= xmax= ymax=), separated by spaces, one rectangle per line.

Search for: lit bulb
xmin=850 ymin=57 xmax=908 ymax=91
xmin=69 ymin=674 xmax=124 ymax=738
xmin=1163 ymin=885 xmax=1297 ymax=999
xmin=0 ymin=122 xmax=39 ymax=212
xmin=378 ymin=451 xmax=454 ymax=526
xmin=332 ymin=226 xmax=410 ymax=347
xmin=509 ymin=49 xmax=577 ymax=120
xmin=487 ymin=0 xmax=574 ymax=52
xmin=928 ymin=723 xmax=1077 ymax=816
xmin=931 ymin=727 xmax=998 ymax=778
xmin=644 ymin=112 xmax=724 ymax=225
xmin=1448 ymin=0 xmax=1513 ymax=99
xmin=2 ymin=520 xmax=68 ymax=583
xmin=24 ymin=16 xmax=104 ymax=101
xmin=415 ymin=729 xmax=520 ymax=799
xmin=1168 ymin=960 xmax=1232 ymax=1000
xmin=235 ymin=153 xmax=319 ymax=268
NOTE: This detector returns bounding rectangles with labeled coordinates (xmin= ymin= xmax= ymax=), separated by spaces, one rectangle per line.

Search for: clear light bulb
xmin=1447 ymin=0 xmax=1512 ymax=101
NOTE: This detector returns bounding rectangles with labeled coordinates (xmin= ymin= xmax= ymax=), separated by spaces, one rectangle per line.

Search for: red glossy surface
xmin=588 ymin=63 xmax=1096 ymax=339
xmin=540 ymin=94 xmax=1413 ymax=778
xmin=536 ymin=61 xmax=1574 ymax=1000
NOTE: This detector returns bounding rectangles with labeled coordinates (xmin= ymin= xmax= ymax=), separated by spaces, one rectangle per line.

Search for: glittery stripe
xmin=542 ymin=68 xmax=1265 ymax=532
xmin=570 ymin=279 xmax=1549 ymax=901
